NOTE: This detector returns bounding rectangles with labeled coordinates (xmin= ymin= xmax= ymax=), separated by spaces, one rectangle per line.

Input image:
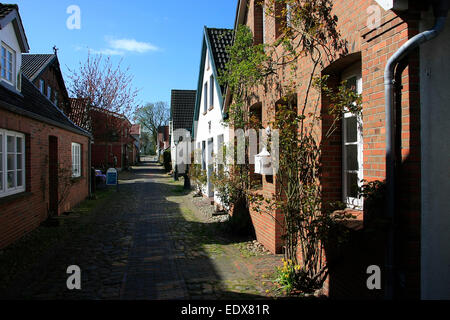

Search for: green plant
xmin=188 ymin=148 xmax=207 ymax=196
xmin=275 ymin=258 xmax=324 ymax=295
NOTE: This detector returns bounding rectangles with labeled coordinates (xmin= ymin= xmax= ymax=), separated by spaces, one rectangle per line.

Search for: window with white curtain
xmin=72 ymin=143 xmax=81 ymax=178
xmin=0 ymin=129 xmax=25 ymax=197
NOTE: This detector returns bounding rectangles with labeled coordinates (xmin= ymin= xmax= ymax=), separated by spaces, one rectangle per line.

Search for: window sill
xmin=208 ymin=106 xmax=214 ymax=111
xmin=202 ymin=111 xmax=207 ymax=116
xmin=71 ymin=176 xmax=84 ymax=184
xmin=0 ymin=191 xmax=33 ymax=206
xmin=333 ymin=209 xmax=364 ymax=231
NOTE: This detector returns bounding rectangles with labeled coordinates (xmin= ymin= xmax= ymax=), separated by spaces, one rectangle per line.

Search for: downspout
xmin=384 ymin=0 xmax=449 ymax=299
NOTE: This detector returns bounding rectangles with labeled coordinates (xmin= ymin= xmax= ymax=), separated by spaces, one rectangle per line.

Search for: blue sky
xmin=15 ymin=0 xmax=237 ymax=106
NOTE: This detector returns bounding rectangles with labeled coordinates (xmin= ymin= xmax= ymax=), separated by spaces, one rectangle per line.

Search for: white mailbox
xmin=254 ymin=147 xmax=273 ymax=175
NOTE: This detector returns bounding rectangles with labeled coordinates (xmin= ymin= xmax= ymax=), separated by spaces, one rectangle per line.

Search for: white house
xmin=169 ymin=89 xmax=196 ymax=172
xmin=193 ymin=27 xmax=233 ymax=204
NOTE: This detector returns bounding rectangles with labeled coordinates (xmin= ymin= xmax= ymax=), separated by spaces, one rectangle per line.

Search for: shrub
xmin=163 ymin=150 xmax=172 ymax=172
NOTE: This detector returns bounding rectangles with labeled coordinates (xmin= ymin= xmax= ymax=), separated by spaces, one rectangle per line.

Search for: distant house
xmin=90 ymin=106 xmax=133 ymax=171
xmin=169 ymin=89 xmax=196 ymax=172
xmin=157 ymin=125 xmax=170 ymax=158
xmin=0 ymin=4 xmax=91 ymax=249
xmin=192 ymin=27 xmax=233 ymax=201
xmin=130 ymin=124 xmax=141 ymax=164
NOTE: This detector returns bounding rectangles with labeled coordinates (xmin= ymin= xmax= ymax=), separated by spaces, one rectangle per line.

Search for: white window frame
xmin=72 ymin=142 xmax=81 ymax=178
xmin=0 ymin=129 xmax=26 ymax=198
xmin=286 ymin=3 xmax=292 ymax=27
xmin=1 ymin=43 xmax=15 ymax=85
xmin=342 ymin=65 xmax=363 ymax=209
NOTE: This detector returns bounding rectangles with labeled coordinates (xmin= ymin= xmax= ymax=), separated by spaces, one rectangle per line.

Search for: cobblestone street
xmin=1 ymin=159 xmax=283 ymax=300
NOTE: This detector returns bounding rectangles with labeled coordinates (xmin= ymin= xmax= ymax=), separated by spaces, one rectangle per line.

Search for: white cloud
xmin=107 ymin=37 xmax=160 ymax=53
xmin=76 ymin=37 xmax=160 ymax=57
xmin=90 ymin=48 xmax=124 ymax=56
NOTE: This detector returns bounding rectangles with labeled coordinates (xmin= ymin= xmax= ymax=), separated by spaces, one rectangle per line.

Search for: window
xmin=342 ymin=68 xmax=363 ymax=208
xmin=275 ymin=0 xmax=286 ymax=38
xmin=204 ymin=82 xmax=208 ymax=113
xmin=47 ymin=86 xmax=52 ymax=100
xmin=201 ymin=141 xmax=206 ymax=170
xmin=0 ymin=129 xmax=25 ymax=198
xmin=254 ymin=2 xmax=265 ymax=45
xmin=72 ymin=143 xmax=81 ymax=178
xmin=210 ymin=75 xmax=214 ymax=107
xmin=39 ymin=79 xmax=45 ymax=94
xmin=54 ymin=91 xmax=58 ymax=106
xmin=1 ymin=44 xmax=15 ymax=84
xmin=286 ymin=3 xmax=292 ymax=27
xmin=217 ymin=134 xmax=225 ymax=170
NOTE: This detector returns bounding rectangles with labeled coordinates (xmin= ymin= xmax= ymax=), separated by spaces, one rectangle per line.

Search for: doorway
xmin=207 ymin=138 xmax=214 ymax=197
xmin=48 ymin=136 xmax=59 ymax=216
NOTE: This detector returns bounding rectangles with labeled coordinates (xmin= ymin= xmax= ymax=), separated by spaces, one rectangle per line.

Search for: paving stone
xmin=2 ymin=160 xmax=287 ymax=300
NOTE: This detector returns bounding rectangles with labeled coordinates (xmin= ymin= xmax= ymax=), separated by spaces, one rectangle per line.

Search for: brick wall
xmin=0 ymin=108 xmax=89 ymax=249
xmin=90 ymin=109 xmax=132 ymax=170
xmin=32 ymin=65 xmax=70 ymax=115
xmin=234 ymin=0 xmax=422 ymax=298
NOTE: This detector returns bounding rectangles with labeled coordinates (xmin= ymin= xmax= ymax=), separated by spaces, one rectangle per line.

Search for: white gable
xmin=0 ymin=15 xmax=26 ymax=91
xmin=194 ymin=45 xmax=229 ymax=201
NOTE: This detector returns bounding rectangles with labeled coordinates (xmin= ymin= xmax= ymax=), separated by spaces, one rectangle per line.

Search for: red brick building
xmin=130 ymin=124 xmax=141 ymax=164
xmin=0 ymin=4 xmax=91 ymax=249
xmin=157 ymin=125 xmax=170 ymax=158
xmin=90 ymin=107 xmax=134 ymax=170
xmin=231 ymin=0 xmax=450 ymax=299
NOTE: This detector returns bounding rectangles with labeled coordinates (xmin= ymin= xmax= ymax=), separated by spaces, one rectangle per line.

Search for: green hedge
xmin=163 ymin=150 xmax=172 ymax=172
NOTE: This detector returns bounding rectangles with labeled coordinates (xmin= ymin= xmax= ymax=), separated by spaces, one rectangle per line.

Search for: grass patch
xmin=202 ymin=243 xmax=226 ymax=256
xmin=0 ymin=188 xmax=114 ymax=292
xmin=234 ymin=242 xmax=259 ymax=258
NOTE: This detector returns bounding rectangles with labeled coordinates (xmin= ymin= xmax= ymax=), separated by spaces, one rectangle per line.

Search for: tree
xmin=139 ymin=131 xmax=154 ymax=155
xmin=67 ymin=52 xmax=139 ymax=167
xmin=134 ymin=102 xmax=170 ymax=150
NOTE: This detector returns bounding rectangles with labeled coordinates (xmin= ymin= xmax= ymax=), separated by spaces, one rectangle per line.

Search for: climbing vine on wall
xmin=218 ymin=0 xmax=363 ymax=294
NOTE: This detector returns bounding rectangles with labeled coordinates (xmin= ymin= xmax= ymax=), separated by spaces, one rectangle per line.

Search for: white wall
xmin=194 ymin=47 xmax=229 ymax=202
xmin=0 ymin=21 xmax=22 ymax=91
xmin=420 ymin=10 xmax=450 ymax=300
